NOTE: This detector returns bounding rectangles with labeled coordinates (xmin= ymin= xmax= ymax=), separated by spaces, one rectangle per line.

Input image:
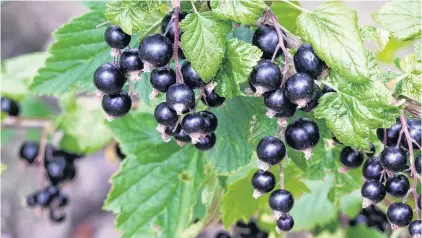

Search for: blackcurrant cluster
xmin=250 ymin=24 xmax=325 ymax=233
xmin=215 ymin=220 xmax=268 ymax=238
xmin=20 ymin=141 xmax=80 ymax=223
xmin=349 ymin=205 xmax=391 ymax=233
xmin=1 ymin=96 xmax=20 ymax=117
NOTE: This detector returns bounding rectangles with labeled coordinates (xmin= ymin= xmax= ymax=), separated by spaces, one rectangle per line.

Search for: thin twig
xmin=267 ymin=9 xmax=290 ymax=74
xmin=1 ymin=117 xmax=50 ymax=129
xmin=172 ymin=5 xmax=184 ymax=83
xmin=280 ymin=0 xmax=311 ymax=13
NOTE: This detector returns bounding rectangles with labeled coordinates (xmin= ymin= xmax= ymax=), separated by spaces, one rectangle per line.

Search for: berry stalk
xmin=172 ymin=4 xmax=183 ymax=83
xmin=267 ymin=9 xmax=290 ymax=75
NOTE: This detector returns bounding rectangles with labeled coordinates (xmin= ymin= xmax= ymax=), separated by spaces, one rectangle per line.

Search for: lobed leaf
xmin=359 ymin=25 xmax=390 ymax=51
xmin=211 ymin=0 xmax=266 ymax=25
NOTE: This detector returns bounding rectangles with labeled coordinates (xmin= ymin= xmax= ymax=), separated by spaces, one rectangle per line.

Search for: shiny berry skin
xmin=402 ymin=119 xmax=421 ymax=150
xmin=138 ymin=34 xmax=173 ymax=67
xmin=173 ymin=128 xmax=191 ymax=143
xmin=93 ymin=63 xmax=126 ymax=94
xmin=102 ymin=90 xmax=132 ymax=117
xmin=322 ymin=85 xmax=336 ymax=94
xmin=46 ymin=157 xmax=71 ymax=185
xmin=386 ymin=174 xmax=410 ymax=197
xmin=215 ymin=232 xmax=231 ymax=238
xmin=416 ymin=154 xmax=421 ymax=174
xmin=181 ymin=61 xmax=206 ymax=89
xmin=49 ymin=209 xmax=66 ymax=223
xmin=294 ymin=43 xmax=325 ymax=78
xmin=387 ymin=202 xmax=413 ymax=227
xmin=277 ymin=214 xmax=294 ymax=232
xmin=285 ymin=73 xmax=315 ymax=107
xmin=269 ymin=189 xmax=294 ymax=213
xmin=361 ymin=180 xmax=386 ymax=203
xmin=120 ymin=48 xmax=143 ymax=72
xmin=166 ymin=83 xmax=195 ymax=114
xmin=252 ymin=24 xmax=285 ymax=59
xmin=150 ymin=68 xmax=176 ymax=92
xmin=409 ymin=220 xmax=422 ymax=237
xmin=376 ymin=119 xmax=402 ymax=146
xmin=26 ymin=194 xmax=37 ymax=207
xmin=366 ymin=143 xmax=376 ymax=157
xmin=202 ymin=89 xmax=225 ymax=107
xmin=195 ymin=133 xmax=216 ymax=151
xmin=161 ymin=11 xmax=187 ymax=42
xmin=165 ymin=124 xmax=181 ymax=137
xmin=199 ymin=111 xmax=218 ymax=133
xmin=256 ymin=136 xmax=286 ymax=165
xmin=181 ymin=112 xmax=206 ymax=134
xmin=46 ymin=184 xmax=60 ymax=198
xmin=154 ymin=102 xmax=179 ymax=126
xmin=300 ymin=84 xmax=322 ymax=112
xmin=251 ymin=170 xmax=276 ymax=193
xmin=1 ymin=97 xmax=20 ymax=116
xmin=379 ymin=146 xmax=407 ymax=172
xmin=285 ymin=118 xmax=320 ymax=151
xmin=104 ymin=25 xmax=131 ymax=49
xmin=340 ymin=146 xmax=364 ymax=169
xmin=362 ymin=158 xmax=383 ymax=180
xmin=19 ymin=141 xmax=39 ymax=164
xmin=264 ymin=88 xmax=297 ymax=115
xmin=36 ymin=191 xmax=53 ymax=207
xmin=249 ymin=60 xmax=282 ymax=94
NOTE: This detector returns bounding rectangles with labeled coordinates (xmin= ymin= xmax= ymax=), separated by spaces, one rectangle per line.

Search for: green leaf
xmin=359 ymin=26 xmax=390 ymax=51
xmin=399 ymin=54 xmax=422 ymax=102
xmin=104 ymin=113 xmax=205 ymax=238
xmin=211 ymin=0 xmax=266 ymax=25
xmin=415 ymin=41 xmax=421 ymax=61
xmin=372 ymin=0 xmax=421 ymax=41
xmin=180 ymin=12 xmax=231 ymax=81
xmin=214 ymin=39 xmax=262 ymax=98
xmin=271 ymin=1 xmax=302 ymax=32
xmin=315 ymin=71 xmax=403 ymax=150
xmin=296 ymin=1 xmax=369 ymax=83
xmin=345 ymin=225 xmax=386 ymax=238
xmin=339 ymin=190 xmax=362 ymax=217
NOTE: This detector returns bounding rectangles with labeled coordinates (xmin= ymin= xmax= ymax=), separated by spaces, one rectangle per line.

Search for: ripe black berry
xmin=385 ymin=174 xmax=410 ymax=197
xmin=387 ymin=202 xmax=413 ymax=227
xmin=215 ymin=232 xmax=231 ymax=238
xmin=409 ymin=220 xmax=422 ymax=237
xmin=102 ymin=90 xmax=132 ymax=118
xmin=379 ymin=146 xmax=407 ymax=172
xmin=362 ymin=157 xmax=383 ymax=180
xmin=322 ymin=85 xmax=336 ymax=94
xmin=300 ymin=84 xmax=322 ymax=112
xmin=154 ymin=102 xmax=179 ymax=126
xmin=264 ymin=88 xmax=297 ymax=117
xmin=202 ymin=89 xmax=225 ymax=108
xmin=46 ymin=184 xmax=60 ymax=198
xmin=57 ymin=193 xmax=69 ymax=207
xmin=93 ymin=63 xmax=126 ymax=94
xmin=49 ymin=209 xmax=66 ymax=223
xmin=181 ymin=112 xmax=206 ymax=134
xmin=256 ymin=136 xmax=286 ymax=166
xmin=195 ymin=133 xmax=216 ymax=151
xmin=181 ymin=61 xmax=206 ymax=89
xmin=1 ymin=97 xmax=20 ymax=116
xmin=416 ymin=154 xmax=421 ymax=174
xmin=402 ymin=119 xmax=421 ymax=150
xmin=376 ymin=119 xmax=402 ymax=146
xmin=26 ymin=194 xmax=37 ymax=207
xmin=119 ymin=48 xmax=143 ymax=72
xmin=46 ymin=157 xmax=71 ymax=185
xmin=150 ymin=68 xmax=176 ymax=92
xmin=268 ymin=189 xmax=294 ymax=213
xmin=285 ymin=118 xmax=320 ymax=152
xmin=284 ymin=73 xmax=315 ymax=107
xmin=366 ymin=143 xmax=376 ymax=157
xmin=361 ymin=180 xmax=386 ymax=203
xmin=249 ymin=60 xmax=282 ymax=95
xmin=199 ymin=110 xmax=218 ymax=133
xmin=138 ymin=34 xmax=173 ymax=67
xmin=161 ymin=11 xmax=187 ymax=42
xmin=166 ymin=83 xmax=195 ymax=114
xmin=19 ymin=141 xmax=39 ymax=164
xmin=252 ymin=170 xmax=276 ymax=193
xmin=173 ymin=128 xmax=191 ymax=143
xmin=277 ymin=214 xmax=294 ymax=232
xmin=340 ymin=146 xmax=364 ymax=169
xmin=252 ymin=24 xmax=285 ymax=59
xmin=104 ymin=25 xmax=131 ymax=49
xmin=294 ymin=43 xmax=325 ymax=78
xmin=35 ymin=190 xmax=53 ymax=208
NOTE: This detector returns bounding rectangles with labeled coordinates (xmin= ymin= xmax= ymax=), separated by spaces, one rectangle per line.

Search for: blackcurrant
xmin=277 ymin=214 xmax=294 ymax=232
xmin=402 ymin=119 xmax=421 ymax=150
xmin=195 ymin=133 xmax=216 ymax=151
xmin=181 ymin=112 xmax=206 ymax=134
xmin=268 ymin=189 xmax=294 ymax=213
xmin=366 ymin=143 xmax=376 ymax=157
xmin=252 ymin=24 xmax=285 ymax=59
xmin=416 ymin=154 xmax=421 ymax=174
xmin=181 ymin=61 xmax=206 ymax=89
xmin=104 ymin=25 xmax=131 ymax=49
xmin=19 ymin=141 xmax=39 ymax=164
xmin=53 ymin=149 xmax=81 ymax=163
xmin=340 ymin=146 xmax=364 ymax=169
xmin=102 ymin=90 xmax=132 ymax=118
xmin=166 ymin=83 xmax=195 ymax=114
xmin=93 ymin=63 xmax=126 ymax=94
xmin=138 ymin=34 xmax=173 ymax=67
xmin=300 ymin=84 xmax=322 ymax=112
xmin=1 ymin=96 xmax=20 ymax=116
xmin=57 ymin=193 xmax=69 ymax=207
xmin=161 ymin=11 xmax=187 ymax=42
xmin=165 ymin=124 xmax=181 ymax=137
xmin=361 ymin=180 xmax=386 ymax=203
xmin=387 ymin=202 xmax=413 ymax=227
xmin=385 ymin=174 xmax=410 ymax=197
xmin=284 ymin=73 xmax=315 ymax=107
xmin=256 ymin=136 xmax=286 ymax=166
xmin=46 ymin=157 xmax=69 ymax=185
xmin=150 ymin=67 xmax=176 ymax=92
xmin=215 ymin=231 xmax=231 ymax=238
xmin=379 ymin=146 xmax=407 ymax=172
xmin=409 ymin=220 xmax=422 ymax=237
xmin=173 ymin=128 xmax=192 ymax=143
xmin=49 ymin=209 xmax=66 ymax=223
xmin=249 ymin=60 xmax=282 ymax=95
xmin=119 ymin=48 xmax=143 ymax=72
xmin=294 ymin=43 xmax=325 ymax=78
xmin=362 ymin=157 xmax=383 ymax=180
xmin=116 ymin=144 xmax=126 ymax=160
xmin=285 ymin=118 xmax=320 ymax=152
xmin=199 ymin=110 xmax=218 ymax=133
xmin=26 ymin=194 xmax=37 ymax=207
xmin=45 ymin=184 xmax=60 ymax=198
xmin=251 ymin=170 xmax=276 ymax=193
xmin=322 ymin=85 xmax=336 ymax=94
xmin=154 ymin=102 xmax=179 ymax=126
xmin=263 ymin=88 xmax=297 ymax=116
xmin=35 ymin=190 xmax=53 ymax=208
xmin=202 ymin=89 xmax=225 ymax=108
xmin=376 ymin=119 xmax=402 ymax=146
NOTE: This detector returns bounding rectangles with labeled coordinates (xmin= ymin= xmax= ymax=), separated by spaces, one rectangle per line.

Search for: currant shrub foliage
xmin=2 ymin=0 xmax=421 ymax=237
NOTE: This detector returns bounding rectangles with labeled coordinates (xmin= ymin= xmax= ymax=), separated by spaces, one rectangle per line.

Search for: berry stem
xmin=279 ymin=162 xmax=285 ymax=189
xmin=172 ymin=6 xmax=184 ymax=83
xmin=267 ymin=8 xmax=290 ymax=74
xmin=1 ymin=117 xmax=50 ymax=128
xmin=190 ymin=0 xmax=199 ymax=14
